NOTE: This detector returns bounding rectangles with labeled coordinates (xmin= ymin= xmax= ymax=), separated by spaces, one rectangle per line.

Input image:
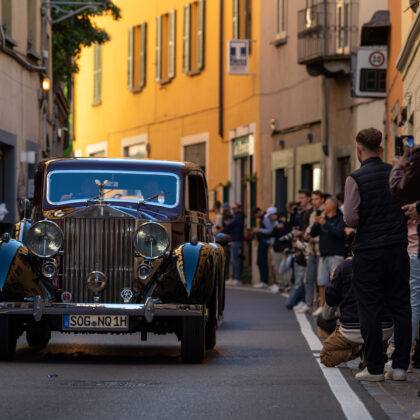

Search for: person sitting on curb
xmin=320 ymin=258 xmax=394 ymax=369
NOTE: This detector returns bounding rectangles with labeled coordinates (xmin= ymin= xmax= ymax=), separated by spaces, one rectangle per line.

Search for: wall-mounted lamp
xmin=271 ymin=119 xmax=280 ymax=135
xmin=307 ymin=133 xmax=313 ymax=143
xmin=279 ymin=140 xmax=285 ymax=149
xmin=42 ymin=77 xmax=51 ymax=91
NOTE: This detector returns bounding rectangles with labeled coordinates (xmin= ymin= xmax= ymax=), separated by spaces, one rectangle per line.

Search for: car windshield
xmin=47 ymin=170 xmax=180 ymax=208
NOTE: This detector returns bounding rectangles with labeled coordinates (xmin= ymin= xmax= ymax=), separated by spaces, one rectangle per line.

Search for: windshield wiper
xmin=137 ymin=191 xmax=169 ymax=209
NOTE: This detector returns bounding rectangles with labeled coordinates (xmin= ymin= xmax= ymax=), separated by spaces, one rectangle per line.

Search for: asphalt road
xmin=0 ymin=288 xmax=389 ymax=420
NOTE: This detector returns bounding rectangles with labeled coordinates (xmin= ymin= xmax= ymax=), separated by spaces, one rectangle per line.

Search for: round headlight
xmin=134 ymin=223 xmax=169 ymax=259
xmin=26 ymin=220 xmax=63 ymax=258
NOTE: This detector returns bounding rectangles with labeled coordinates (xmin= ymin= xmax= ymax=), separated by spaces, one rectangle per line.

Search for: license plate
xmin=63 ymin=315 xmax=129 ymax=331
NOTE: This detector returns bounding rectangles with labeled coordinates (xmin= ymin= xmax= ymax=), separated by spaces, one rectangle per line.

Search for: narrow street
xmin=0 ymin=288 xmax=400 ymax=420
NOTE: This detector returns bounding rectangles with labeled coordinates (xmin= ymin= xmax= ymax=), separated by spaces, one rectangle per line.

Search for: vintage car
xmin=0 ymin=158 xmax=226 ymax=363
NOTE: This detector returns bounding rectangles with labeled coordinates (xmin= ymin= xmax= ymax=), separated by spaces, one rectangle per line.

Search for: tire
xmin=181 ymin=316 xmax=206 ymax=363
xmin=0 ymin=315 xmax=17 ymax=361
xmin=205 ymin=284 xmax=218 ymax=350
xmin=26 ymin=320 xmax=51 ymax=349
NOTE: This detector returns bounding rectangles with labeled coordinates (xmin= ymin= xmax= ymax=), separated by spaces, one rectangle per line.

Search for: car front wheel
xmin=181 ymin=316 xmax=205 ymax=363
xmin=0 ymin=315 xmax=17 ymax=361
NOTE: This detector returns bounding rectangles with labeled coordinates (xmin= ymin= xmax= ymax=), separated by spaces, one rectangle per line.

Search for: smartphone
xmin=395 ymin=135 xmax=414 ymax=159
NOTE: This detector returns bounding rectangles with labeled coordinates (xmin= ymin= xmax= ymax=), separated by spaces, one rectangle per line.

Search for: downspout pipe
xmin=219 ymin=0 xmax=224 ymax=139
xmin=321 ymin=0 xmax=329 ymax=157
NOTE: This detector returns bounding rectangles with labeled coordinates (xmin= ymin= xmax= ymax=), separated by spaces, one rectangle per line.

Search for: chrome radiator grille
xmin=63 ymin=216 xmax=135 ymax=303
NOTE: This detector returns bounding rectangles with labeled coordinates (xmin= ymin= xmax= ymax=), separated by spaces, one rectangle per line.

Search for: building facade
xmin=74 ymin=0 xmax=261 ymax=229
xmin=395 ymin=2 xmax=420 ymax=147
xmin=260 ymin=0 xmax=389 ymax=211
xmin=0 ymin=0 xmax=46 ymax=233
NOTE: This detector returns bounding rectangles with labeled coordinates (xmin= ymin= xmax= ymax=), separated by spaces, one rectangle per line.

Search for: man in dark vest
xmin=344 ymin=128 xmax=411 ymax=382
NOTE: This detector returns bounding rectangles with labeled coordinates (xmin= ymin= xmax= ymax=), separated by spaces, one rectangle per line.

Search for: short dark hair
xmin=356 ymin=128 xmax=382 ymax=151
xmin=298 ymin=189 xmax=311 ymax=197
xmin=336 ymin=192 xmax=344 ymax=203
xmin=312 ymin=190 xmax=324 ymax=199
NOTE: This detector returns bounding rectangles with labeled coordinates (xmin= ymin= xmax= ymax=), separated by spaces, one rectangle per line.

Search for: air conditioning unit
xmin=352 ymin=46 xmax=387 ymax=98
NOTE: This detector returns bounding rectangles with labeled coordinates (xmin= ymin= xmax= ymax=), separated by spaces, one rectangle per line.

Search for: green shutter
xmin=140 ymin=23 xmax=147 ymax=88
xmin=245 ymin=0 xmax=250 ymax=40
xmin=93 ymin=44 xmax=102 ymax=104
xmin=198 ymin=0 xmax=205 ymax=70
xmin=233 ymin=0 xmax=239 ymax=39
xmin=169 ymin=9 xmax=176 ymax=79
xmin=128 ymin=27 xmax=134 ymax=90
xmin=156 ymin=16 xmax=162 ymax=82
xmin=183 ymin=4 xmax=191 ymax=73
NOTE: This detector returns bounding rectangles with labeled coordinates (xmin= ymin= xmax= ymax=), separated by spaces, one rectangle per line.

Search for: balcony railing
xmin=298 ymin=1 xmax=359 ymax=70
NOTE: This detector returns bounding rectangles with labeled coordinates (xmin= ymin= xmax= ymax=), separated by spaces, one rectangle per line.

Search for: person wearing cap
xmin=253 ymin=206 xmax=278 ymax=288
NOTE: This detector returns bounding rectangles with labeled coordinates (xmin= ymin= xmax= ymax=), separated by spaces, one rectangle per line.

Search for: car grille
xmin=63 ymin=216 xmax=135 ymax=303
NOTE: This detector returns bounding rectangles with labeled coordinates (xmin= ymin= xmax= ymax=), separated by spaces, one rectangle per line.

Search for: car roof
xmin=38 ymin=158 xmax=203 ymax=174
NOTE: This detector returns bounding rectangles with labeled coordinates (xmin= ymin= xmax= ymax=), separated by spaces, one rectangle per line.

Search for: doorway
xmin=275 ymin=169 xmax=288 ymax=215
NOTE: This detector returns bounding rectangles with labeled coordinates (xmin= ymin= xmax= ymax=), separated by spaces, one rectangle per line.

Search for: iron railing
xmin=298 ymin=1 xmax=359 ymax=65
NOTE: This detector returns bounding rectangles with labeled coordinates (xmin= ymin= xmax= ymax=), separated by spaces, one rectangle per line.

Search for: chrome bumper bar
xmin=0 ymin=297 xmax=205 ymax=323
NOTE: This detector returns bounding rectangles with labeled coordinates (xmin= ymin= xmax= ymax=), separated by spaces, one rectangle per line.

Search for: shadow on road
xmin=13 ymin=344 xmax=221 ymax=365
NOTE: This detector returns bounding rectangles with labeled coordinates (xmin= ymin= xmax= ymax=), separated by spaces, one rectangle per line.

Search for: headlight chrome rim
xmin=134 ymin=222 xmax=170 ymax=260
xmin=26 ymin=220 xmax=63 ymax=258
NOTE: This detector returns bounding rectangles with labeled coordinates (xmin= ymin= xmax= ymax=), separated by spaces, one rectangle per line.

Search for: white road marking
xmin=295 ymin=313 xmax=373 ymax=420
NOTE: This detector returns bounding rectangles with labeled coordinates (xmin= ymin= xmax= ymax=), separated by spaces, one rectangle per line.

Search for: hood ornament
xmin=95 ymin=179 xmax=109 ymax=203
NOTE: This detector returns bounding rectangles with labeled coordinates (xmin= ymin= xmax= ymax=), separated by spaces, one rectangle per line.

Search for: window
xmin=156 ymin=10 xmax=176 ymax=83
xmin=184 ymin=142 xmax=206 ymax=173
xmin=183 ymin=0 xmax=205 ymax=73
xmin=187 ymin=174 xmax=207 ymax=213
xmin=276 ymin=0 xmax=287 ymax=40
xmin=336 ymin=0 xmax=350 ymax=54
xmin=93 ymin=44 xmax=102 ymax=105
xmin=27 ymin=0 xmax=37 ymax=51
xmin=128 ymin=23 xmax=147 ymax=91
xmin=301 ymin=163 xmax=321 ymax=191
xmin=86 ymin=141 xmax=107 ymax=157
xmin=124 ymin=143 xmax=147 ymax=158
xmin=233 ymin=0 xmax=251 ymax=40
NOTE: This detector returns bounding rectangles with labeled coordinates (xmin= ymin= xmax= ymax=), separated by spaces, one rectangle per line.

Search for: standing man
xmin=310 ymin=198 xmax=345 ymax=315
xmin=224 ymin=203 xmax=245 ymax=286
xmin=253 ymin=207 xmax=278 ymax=289
xmin=344 ymin=128 xmax=411 ymax=382
xmin=296 ymin=191 xmax=325 ymax=314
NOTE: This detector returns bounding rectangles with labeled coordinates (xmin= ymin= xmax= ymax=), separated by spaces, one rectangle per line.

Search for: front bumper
xmin=0 ymin=297 xmax=205 ymax=323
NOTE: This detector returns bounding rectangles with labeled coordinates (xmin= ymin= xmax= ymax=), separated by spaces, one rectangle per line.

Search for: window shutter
xmin=183 ymin=4 xmax=191 ymax=73
xmin=169 ymin=9 xmax=176 ymax=79
xmin=93 ymin=44 xmax=102 ymax=104
xmin=198 ymin=0 xmax=205 ymax=70
xmin=156 ymin=16 xmax=162 ymax=82
xmin=245 ymin=0 xmax=250 ymax=40
xmin=128 ymin=27 xmax=134 ymax=90
xmin=233 ymin=0 xmax=239 ymax=39
xmin=140 ymin=22 xmax=147 ymax=88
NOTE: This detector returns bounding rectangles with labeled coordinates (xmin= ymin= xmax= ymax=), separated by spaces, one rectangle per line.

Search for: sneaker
xmin=385 ymin=367 xmax=406 ymax=381
xmin=312 ymin=306 xmax=323 ymax=316
xmin=225 ymin=279 xmax=235 ymax=286
xmin=253 ymin=282 xmax=267 ymax=289
xmin=230 ymin=279 xmax=241 ymax=287
xmin=295 ymin=303 xmax=311 ymax=313
xmin=355 ymin=368 xmax=384 ymax=382
xmin=293 ymin=301 xmax=305 ymax=311
xmin=281 ymin=292 xmax=290 ymax=298
xmin=269 ymin=284 xmax=280 ymax=293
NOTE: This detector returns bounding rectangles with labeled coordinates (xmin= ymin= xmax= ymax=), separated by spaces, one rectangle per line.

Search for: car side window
xmin=187 ymin=174 xmax=207 ymax=213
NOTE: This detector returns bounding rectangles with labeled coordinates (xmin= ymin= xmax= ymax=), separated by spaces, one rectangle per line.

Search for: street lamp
xmin=40 ymin=1 xmax=107 ymax=157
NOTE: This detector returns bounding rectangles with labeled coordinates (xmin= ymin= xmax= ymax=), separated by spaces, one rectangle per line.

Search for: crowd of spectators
xmin=217 ymin=126 xmax=420 ymax=383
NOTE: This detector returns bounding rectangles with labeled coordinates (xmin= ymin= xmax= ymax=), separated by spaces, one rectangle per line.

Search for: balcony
xmin=298 ymin=1 xmax=359 ymax=77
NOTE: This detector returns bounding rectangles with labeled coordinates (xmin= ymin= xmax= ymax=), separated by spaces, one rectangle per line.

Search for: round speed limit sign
xmin=369 ymin=51 xmax=385 ymax=68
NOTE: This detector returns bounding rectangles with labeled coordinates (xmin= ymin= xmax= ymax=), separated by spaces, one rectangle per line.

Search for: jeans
xmin=317 ymin=255 xmax=344 ymax=286
xmin=231 ymin=241 xmax=243 ymax=280
xmin=353 ymin=246 xmax=411 ymax=374
xmin=257 ymin=241 xmax=269 ymax=284
xmin=305 ymin=254 xmax=318 ymax=307
xmin=390 ymin=254 xmax=420 ymax=348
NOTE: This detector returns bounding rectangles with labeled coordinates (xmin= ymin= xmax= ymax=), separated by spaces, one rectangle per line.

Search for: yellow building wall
xmin=74 ymin=0 xmax=260 ymax=197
